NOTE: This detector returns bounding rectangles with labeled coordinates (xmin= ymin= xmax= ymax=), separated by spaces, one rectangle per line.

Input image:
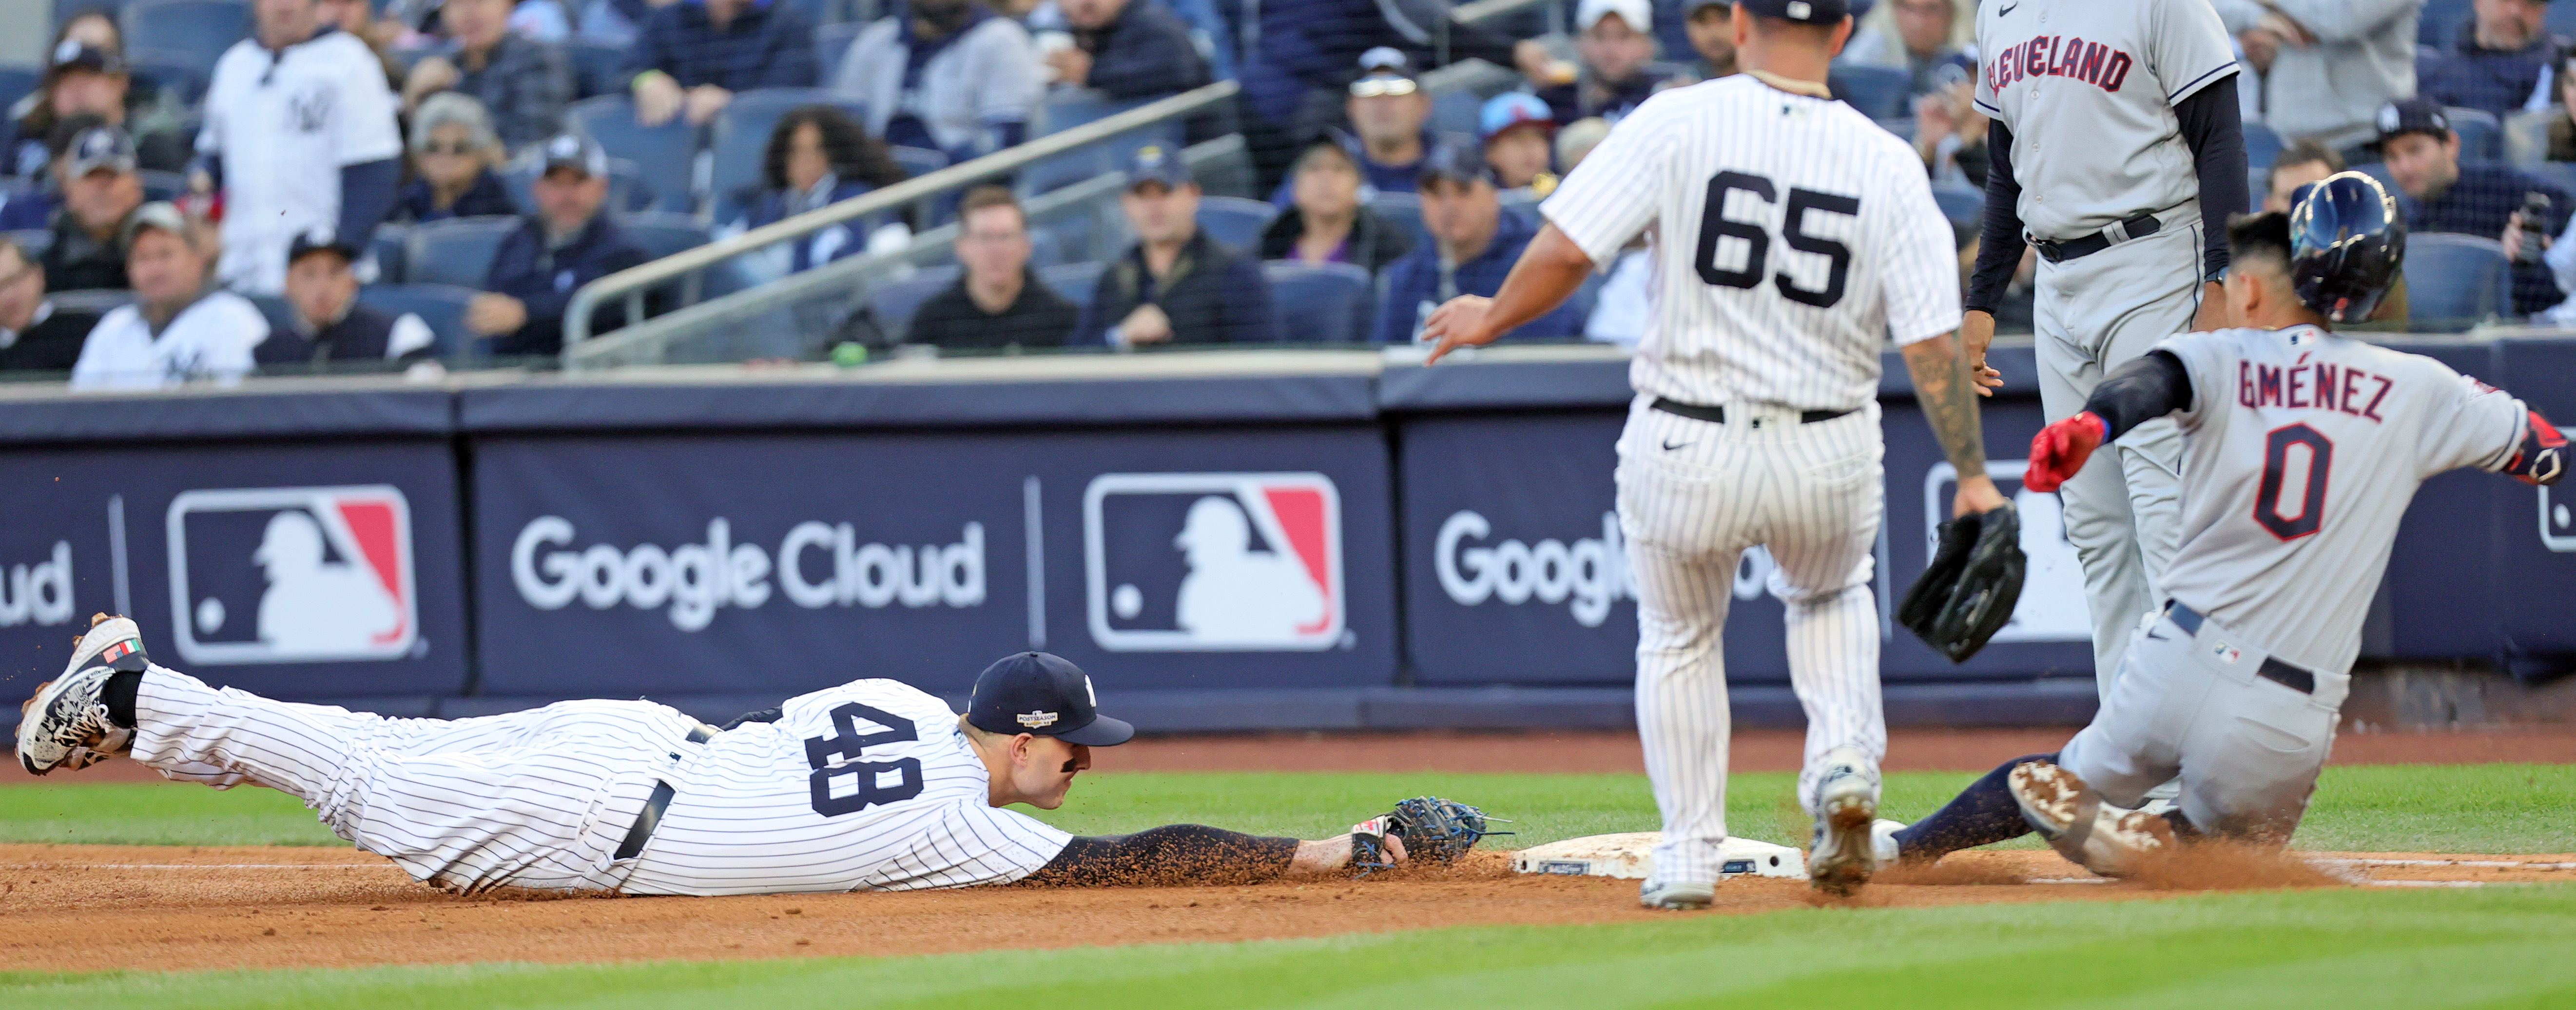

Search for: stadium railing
xmin=561 ymin=81 xmax=1243 ymax=368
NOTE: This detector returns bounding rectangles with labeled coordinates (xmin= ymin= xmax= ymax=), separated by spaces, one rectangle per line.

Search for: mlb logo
xmin=165 ymin=485 xmax=417 ymax=664
xmin=1083 ymin=473 xmax=1344 ymax=651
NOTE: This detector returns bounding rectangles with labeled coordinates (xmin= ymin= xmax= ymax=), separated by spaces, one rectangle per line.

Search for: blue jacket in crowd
xmin=1371 ymin=207 xmax=1581 ymax=344
xmin=1071 ymin=0 xmax=1212 ymax=101
xmin=624 ymin=0 xmax=819 ymax=93
xmin=2417 ymin=33 xmax=2565 ymax=117
xmin=484 ymin=212 xmax=653 ymax=356
xmin=2398 ymin=162 xmax=2571 ymax=317
xmin=1078 ymin=228 xmax=1278 ymax=344
xmin=726 ymin=176 xmax=885 ymax=274
xmin=1240 ymin=0 xmax=1521 ymax=128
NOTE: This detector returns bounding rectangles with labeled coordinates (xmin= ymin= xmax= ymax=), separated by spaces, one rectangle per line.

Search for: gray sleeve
xmin=2415 ymin=366 xmax=2531 ymax=477
xmin=974 ymin=20 xmax=1043 ymax=126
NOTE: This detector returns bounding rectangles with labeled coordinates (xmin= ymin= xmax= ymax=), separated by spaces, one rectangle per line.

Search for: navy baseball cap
xmin=1740 ymin=0 xmax=1849 ymax=23
xmin=967 ymin=652 xmax=1135 ymax=746
xmin=47 ymin=40 xmax=123 ymax=80
xmin=2374 ymin=98 xmax=2450 ymax=145
xmin=1418 ymin=143 xmax=1496 ymax=187
xmin=288 ymin=226 xmax=359 ymax=266
xmin=1123 ymin=145 xmax=1192 ymax=191
xmin=538 ymin=133 xmax=610 ymax=177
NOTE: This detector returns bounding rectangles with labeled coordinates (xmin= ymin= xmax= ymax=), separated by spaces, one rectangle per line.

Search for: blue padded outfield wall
xmin=1 ymin=336 xmax=2569 ymax=731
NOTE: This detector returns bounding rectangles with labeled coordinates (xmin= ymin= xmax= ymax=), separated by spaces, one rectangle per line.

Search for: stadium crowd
xmin=3 ymin=0 xmax=2576 ymax=386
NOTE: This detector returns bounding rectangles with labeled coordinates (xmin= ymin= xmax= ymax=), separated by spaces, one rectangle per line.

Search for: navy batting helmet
xmin=2286 ymin=171 xmax=2406 ymax=324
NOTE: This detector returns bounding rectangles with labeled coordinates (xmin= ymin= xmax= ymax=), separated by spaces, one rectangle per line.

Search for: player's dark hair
xmin=2226 ymin=211 xmax=2294 ymax=275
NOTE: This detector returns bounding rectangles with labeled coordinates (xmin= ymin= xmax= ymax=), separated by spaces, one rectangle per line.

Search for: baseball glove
xmin=1349 ymin=797 xmax=1508 ymax=877
xmin=1897 ymin=503 xmax=2027 ymax=663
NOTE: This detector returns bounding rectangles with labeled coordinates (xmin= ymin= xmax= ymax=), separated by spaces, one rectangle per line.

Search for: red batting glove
xmin=2024 ymin=412 xmax=2108 ymax=493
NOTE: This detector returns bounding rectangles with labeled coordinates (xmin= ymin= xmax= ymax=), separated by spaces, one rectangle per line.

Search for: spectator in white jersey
xmin=194 ymin=0 xmax=407 ymax=297
xmin=69 ymin=203 xmax=272 ymax=390
xmin=23 ymin=629 xmax=1470 ymax=893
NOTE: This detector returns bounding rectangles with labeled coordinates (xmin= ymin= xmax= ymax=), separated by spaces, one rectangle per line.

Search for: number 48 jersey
xmin=1542 ymin=74 xmax=1962 ymax=413
xmin=617 ymin=679 xmax=1073 ymax=896
xmin=2155 ymin=325 xmax=2531 ymax=676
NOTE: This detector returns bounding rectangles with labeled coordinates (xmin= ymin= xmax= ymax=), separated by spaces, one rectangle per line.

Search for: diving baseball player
xmin=18 ymin=630 xmax=1494 ymax=894
xmin=1891 ymin=175 xmax=2566 ymax=872
xmin=1418 ymin=0 xmax=2008 ymax=905
xmin=1966 ymin=0 xmax=2251 ymax=704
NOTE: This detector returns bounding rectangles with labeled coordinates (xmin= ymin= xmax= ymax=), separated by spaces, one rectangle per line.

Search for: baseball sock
xmin=1889 ymin=753 xmax=2055 ymax=862
xmin=101 ymin=671 xmax=141 ymax=729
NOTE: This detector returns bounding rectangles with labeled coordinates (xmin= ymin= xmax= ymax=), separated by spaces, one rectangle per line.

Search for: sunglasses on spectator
xmin=419 ymin=142 xmax=479 ymax=156
xmin=1349 ymin=76 xmax=1419 ymax=98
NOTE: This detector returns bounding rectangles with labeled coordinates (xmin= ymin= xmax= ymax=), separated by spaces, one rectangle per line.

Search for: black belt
xmin=1652 ymin=398 xmax=1854 ymax=426
xmin=2034 ymin=212 xmax=2160 ymax=264
xmin=615 ymin=724 xmax=713 ymax=861
xmin=2162 ymin=601 xmax=2315 ymax=695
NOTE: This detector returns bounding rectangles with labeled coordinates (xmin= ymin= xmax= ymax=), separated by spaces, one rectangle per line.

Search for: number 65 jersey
xmin=2154 ymin=325 xmax=2532 ymax=677
xmin=617 ymin=679 xmax=1073 ymax=896
xmin=1542 ymin=73 xmax=1961 ymax=414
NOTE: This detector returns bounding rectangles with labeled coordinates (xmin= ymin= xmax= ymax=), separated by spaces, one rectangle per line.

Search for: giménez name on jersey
xmin=511 ymin=516 xmax=987 ymax=630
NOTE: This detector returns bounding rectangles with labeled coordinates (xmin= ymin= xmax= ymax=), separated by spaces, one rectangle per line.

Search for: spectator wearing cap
xmin=12 ymin=38 xmax=188 ymax=180
xmin=836 ymin=0 xmax=1042 ymax=165
xmin=1083 ymin=147 xmax=1278 ymax=346
xmin=716 ymin=105 xmax=914 ymax=286
xmin=394 ymin=94 xmax=520 ymax=224
xmin=1237 ymin=0 xmax=1557 ymax=188
xmin=1678 ymin=0 xmax=1739 ymax=81
xmin=2418 ymin=0 xmax=2568 ymax=118
xmin=38 ymin=122 xmax=147 ymax=291
xmin=2211 ymin=0 xmax=2417 ymax=154
xmin=471 ymin=135 xmax=654 ymax=356
xmin=1263 ymin=51 xmax=1469 ymax=207
xmin=1539 ymin=0 xmax=1661 ymax=127
xmin=0 ymin=237 xmax=103 ymax=373
xmin=906 ymin=185 xmax=1078 ymax=349
xmin=196 ymin=0 xmax=405 ymax=297
xmin=69 ymin=203 xmax=271 ymax=390
xmin=627 ymin=0 xmax=821 ymax=128
xmin=1838 ymin=0 xmax=1974 ymax=100
xmin=2377 ymin=97 xmax=2571 ymax=317
xmin=1047 ymin=0 xmax=1210 ymax=100
xmin=1259 ymin=139 xmax=1413 ymax=276
xmin=401 ymin=0 xmax=575 ymax=148
xmin=1480 ymin=93 xmax=1557 ymax=197
xmin=1370 ymin=146 xmax=1581 ymax=344
xmin=0 ymin=114 xmax=105 ymax=231
xmin=257 ymin=231 xmax=436 ymax=366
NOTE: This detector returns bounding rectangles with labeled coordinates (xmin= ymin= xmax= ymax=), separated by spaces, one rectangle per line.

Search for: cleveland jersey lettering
xmin=2155 ymin=325 xmax=2531 ymax=675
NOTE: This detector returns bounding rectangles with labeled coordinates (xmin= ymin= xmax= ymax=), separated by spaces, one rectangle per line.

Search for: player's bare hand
xmin=1952 ymin=474 xmax=2009 ymax=518
xmin=1421 ymin=295 xmax=1501 ymax=364
xmin=1960 ymin=310 xmax=1998 ymax=397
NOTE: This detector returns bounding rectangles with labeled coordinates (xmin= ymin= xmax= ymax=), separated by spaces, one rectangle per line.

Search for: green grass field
xmin=3 ymin=764 xmax=2571 ymax=1009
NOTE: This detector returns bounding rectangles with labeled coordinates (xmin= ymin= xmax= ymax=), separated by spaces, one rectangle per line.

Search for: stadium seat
xmin=1030 ymin=209 xmax=1098 ymax=265
xmin=1430 ymin=88 xmax=1483 ymax=139
xmin=1872 ymin=116 xmax=1916 ymax=141
xmin=1024 ymin=92 xmax=1186 ymax=196
xmin=56 ymin=0 xmax=137 ymax=28
xmin=1568 ymin=269 xmax=1606 ymax=323
xmin=2242 ymin=121 xmax=2284 ymax=176
xmin=815 ymin=20 xmax=865 ymax=83
xmin=1930 ymin=184 xmax=1982 ymax=227
xmin=891 ymin=145 xmax=945 ymax=180
xmin=1261 ymin=261 xmax=1371 ymax=343
xmin=2420 ymin=0 xmax=2470 ymax=47
xmin=566 ymin=96 xmax=699 ymax=214
xmin=247 ymin=293 xmax=296 ymax=335
xmin=369 ymin=222 xmax=409 ymax=283
xmin=1369 ymin=191 xmax=1428 ymax=249
xmin=358 ymin=284 xmax=482 ymax=358
xmin=119 ymin=0 xmax=251 ymax=78
xmin=867 ymin=264 xmax=962 ymax=342
xmin=404 ymin=215 xmax=520 ymax=289
xmin=2525 ymin=161 xmax=2576 ymax=204
xmin=566 ymin=41 xmax=628 ymax=101
xmin=2447 ymin=107 xmax=2502 ymax=163
xmin=0 ymin=66 xmax=38 ymax=122
xmin=124 ymin=49 xmax=210 ymax=107
xmin=1039 ymin=261 xmax=1105 ymax=312
xmin=1195 ymin=195 xmax=1276 ymax=252
xmin=618 ymin=211 xmax=711 ymax=261
xmin=2551 ymin=0 xmax=2576 ymax=37
xmin=2401 ymin=233 xmax=2512 ymax=326
xmin=707 ymin=89 xmax=871 ymax=209
xmin=1833 ymin=65 xmax=1909 ymax=121
xmin=1025 ymin=225 xmax=1064 ymax=269
xmin=8 ymin=228 xmax=50 ymax=261
xmin=2352 ymin=161 xmax=2398 ymax=195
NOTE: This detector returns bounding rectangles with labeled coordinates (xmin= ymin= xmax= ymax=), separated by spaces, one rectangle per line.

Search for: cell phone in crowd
xmin=2524 ymin=191 xmax=2553 ymax=262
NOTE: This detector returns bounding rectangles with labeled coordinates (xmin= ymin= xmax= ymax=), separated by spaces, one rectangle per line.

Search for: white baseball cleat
xmin=17 ymin=613 xmax=149 ymax=776
xmin=2008 ymin=760 xmax=2175 ymax=877
xmin=1807 ymin=757 xmax=1882 ymax=896
xmin=1639 ymin=877 xmax=1715 ymax=911
xmin=1871 ymin=818 xmax=1906 ymax=867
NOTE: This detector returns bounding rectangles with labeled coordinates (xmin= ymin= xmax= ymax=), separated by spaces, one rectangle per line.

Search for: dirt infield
xmin=2 ymin=843 xmax=2568 ymax=972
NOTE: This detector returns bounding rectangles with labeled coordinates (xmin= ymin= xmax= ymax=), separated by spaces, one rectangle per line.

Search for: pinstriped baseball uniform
xmin=2061 ymin=324 xmax=2531 ymax=836
xmin=1541 ymin=73 xmax=1962 ymax=884
xmin=1975 ymin=0 xmax=2239 ymax=693
xmin=124 ymin=666 xmax=1069 ymax=895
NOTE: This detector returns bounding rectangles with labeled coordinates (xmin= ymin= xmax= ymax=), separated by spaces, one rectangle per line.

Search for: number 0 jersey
xmin=1542 ymin=73 xmax=1962 ymax=413
xmin=2156 ymin=326 xmax=2531 ymax=675
xmin=618 ymin=679 xmax=1071 ymax=896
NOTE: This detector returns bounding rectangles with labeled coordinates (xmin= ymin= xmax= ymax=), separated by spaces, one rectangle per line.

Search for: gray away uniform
xmin=2060 ymin=324 xmax=2534 ymax=839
